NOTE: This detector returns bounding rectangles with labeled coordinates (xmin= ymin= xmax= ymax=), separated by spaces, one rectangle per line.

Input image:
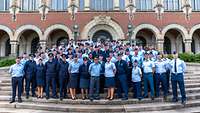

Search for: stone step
xmin=0 ymin=108 xmax=67 ymax=113
xmin=1 ymin=99 xmax=200 ymax=112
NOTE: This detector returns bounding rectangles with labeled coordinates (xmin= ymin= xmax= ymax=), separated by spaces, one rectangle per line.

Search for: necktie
xmin=174 ymin=59 xmax=177 ymax=73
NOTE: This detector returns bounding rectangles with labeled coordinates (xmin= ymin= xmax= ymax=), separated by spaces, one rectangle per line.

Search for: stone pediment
xmin=93 ymin=15 xmax=112 ymax=25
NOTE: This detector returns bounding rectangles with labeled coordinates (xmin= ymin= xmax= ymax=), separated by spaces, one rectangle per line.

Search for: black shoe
xmin=32 ymin=94 xmax=36 ymax=97
xmin=63 ymin=96 xmax=68 ymax=99
xmin=46 ymin=97 xmax=49 ymax=100
xmin=121 ymin=97 xmax=128 ymax=100
xmin=60 ymin=98 xmax=63 ymax=101
xmin=94 ymin=97 xmax=100 ymax=100
xmin=9 ymin=100 xmax=15 ymax=104
xmin=182 ymin=100 xmax=186 ymax=106
xmin=163 ymin=96 xmax=167 ymax=101
xmin=151 ymin=96 xmax=154 ymax=100
xmin=26 ymin=95 xmax=29 ymax=99
xmin=171 ymin=99 xmax=178 ymax=103
xmin=18 ymin=99 xmax=22 ymax=103
xmin=90 ymin=98 xmax=93 ymax=102
xmin=51 ymin=96 xmax=58 ymax=99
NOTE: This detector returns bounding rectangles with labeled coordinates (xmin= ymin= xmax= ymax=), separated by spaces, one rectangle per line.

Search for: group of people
xmin=9 ymin=40 xmax=187 ymax=105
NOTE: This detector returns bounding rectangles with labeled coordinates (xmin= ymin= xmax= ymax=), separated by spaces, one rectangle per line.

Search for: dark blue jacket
xmin=115 ymin=60 xmax=128 ymax=75
xmin=24 ymin=60 xmax=36 ymax=76
xmin=79 ymin=62 xmax=90 ymax=79
xmin=45 ymin=60 xmax=57 ymax=77
xmin=57 ymin=60 xmax=69 ymax=78
xmin=36 ymin=64 xmax=45 ymax=80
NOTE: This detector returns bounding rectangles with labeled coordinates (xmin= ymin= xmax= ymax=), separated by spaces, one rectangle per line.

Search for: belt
xmin=172 ymin=73 xmax=182 ymax=75
xmin=156 ymin=72 xmax=166 ymax=75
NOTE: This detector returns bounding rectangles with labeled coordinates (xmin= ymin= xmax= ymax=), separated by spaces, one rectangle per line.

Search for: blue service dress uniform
xmin=36 ymin=64 xmax=45 ymax=87
xmin=79 ymin=62 xmax=91 ymax=89
xmin=68 ymin=61 xmax=81 ymax=88
xmin=57 ymin=60 xmax=69 ymax=99
xmin=24 ymin=60 xmax=37 ymax=97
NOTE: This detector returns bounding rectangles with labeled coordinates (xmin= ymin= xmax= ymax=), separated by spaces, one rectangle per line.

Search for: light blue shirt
xmin=68 ymin=61 xmax=81 ymax=74
xmin=169 ymin=58 xmax=186 ymax=74
xmin=9 ymin=63 xmax=24 ymax=78
xmin=163 ymin=58 xmax=171 ymax=71
xmin=20 ymin=58 xmax=28 ymax=66
xmin=89 ymin=63 xmax=101 ymax=77
xmin=132 ymin=55 xmax=143 ymax=67
xmin=155 ymin=60 xmax=167 ymax=74
xmin=132 ymin=66 xmax=142 ymax=82
xmin=105 ymin=62 xmax=116 ymax=77
xmin=142 ymin=60 xmax=155 ymax=73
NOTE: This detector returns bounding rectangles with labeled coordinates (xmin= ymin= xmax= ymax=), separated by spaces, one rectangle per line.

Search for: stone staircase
xmin=0 ymin=63 xmax=200 ymax=113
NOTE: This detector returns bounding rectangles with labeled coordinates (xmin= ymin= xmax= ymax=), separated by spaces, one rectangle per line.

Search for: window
xmin=51 ymin=0 xmax=68 ymax=11
xmin=119 ymin=0 xmax=125 ymax=10
xmin=164 ymin=0 xmax=181 ymax=11
xmin=21 ymin=0 xmax=39 ymax=11
xmin=79 ymin=0 xmax=84 ymax=11
xmin=191 ymin=0 xmax=200 ymax=11
xmin=90 ymin=0 xmax=114 ymax=11
xmin=0 ymin=0 xmax=10 ymax=11
xmin=136 ymin=0 xmax=153 ymax=11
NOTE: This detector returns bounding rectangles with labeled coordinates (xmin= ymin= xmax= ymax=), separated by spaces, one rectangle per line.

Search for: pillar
xmin=157 ymin=39 xmax=164 ymax=53
xmin=184 ymin=39 xmax=192 ymax=53
xmin=10 ymin=41 xmax=19 ymax=57
xmin=40 ymin=40 xmax=47 ymax=52
xmin=114 ymin=0 xmax=120 ymax=10
xmin=84 ymin=0 xmax=90 ymax=10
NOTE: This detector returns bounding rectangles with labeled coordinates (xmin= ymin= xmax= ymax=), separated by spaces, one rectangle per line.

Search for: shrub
xmin=0 ymin=58 xmax=16 ymax=67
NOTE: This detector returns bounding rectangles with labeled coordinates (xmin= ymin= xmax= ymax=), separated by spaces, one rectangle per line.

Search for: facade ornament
xmin=182 ymin=0 xmax=192 ymax=20
xmin=154 ymin=0 xmax=164 ymax=20
xmin=9 ymin=0 xmax=20 ymax=22
xmin=68 ymin=0 xmax=78 ymax=20
xmin=39 ymin=0 xmax=50 ymax=20
xmin=126 ymin=0 xmax=136 ymax=21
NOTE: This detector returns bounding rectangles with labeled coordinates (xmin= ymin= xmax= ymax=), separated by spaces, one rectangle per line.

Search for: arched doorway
xmin=163 ymin=29 xmax=185 ymax=53
xmin=31 ymin=37 xmax=40 ymax=54
xmin=136 ymin=36 xmax=147 ymax=47
xmin=47 ymin=29 xmax=69 ymax=48
xmin=92 ymin=30 xmax=112 ymax=43
xmin=0 ymin=30 xmax=11 ymax=57
xmin=191 ymin=29 xmax=200 ymax=54
xmin=5 ymin=39 xmax=11 ymax=56
xmin=164 ymin=37 xmax=171 ymax=54
xmin=135 ymin=29 xmax=156 ymax=48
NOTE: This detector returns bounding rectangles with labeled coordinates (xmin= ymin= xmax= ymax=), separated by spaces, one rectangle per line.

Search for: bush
xmin=178 ymin=53 xmax=200 ymax=63
xmin=0 ymin=58 xmax=15 ymax=67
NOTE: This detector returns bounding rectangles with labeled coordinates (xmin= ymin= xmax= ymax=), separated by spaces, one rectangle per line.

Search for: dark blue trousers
xmin=12 ymin=77 xmax=23 ymax=100
xmin=155 ymin=73 xmax=168 ymax=97
xmin=46 ymin=76 xmax=57 ymax=98
xmin=116 ymin=74 xmax=128 ymax=99
xmin=89 ymin=76 xmax=100 ymax=99
xmin=143 ymin=73 xmax=154 ymax=97
xmin=133 ymin=81 xmax=142 ymax=99
xmin=171 ymin=73 xmax=186 ymax=102
xmin=25 ymin=74 xmax=36 ymax=96
xmin=59 ymin=76 xmax=68 ymax=98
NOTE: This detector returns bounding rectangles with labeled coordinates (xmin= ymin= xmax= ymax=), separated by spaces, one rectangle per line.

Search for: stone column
xmin=184 ymin=39 xmax=192 ymax=53
xmin=10 ymin=41 xmax=19 ymax=57
xmin=114 ymin=0 xmax=120 ymax=10
xmin=40 ymin=40 xmax=47 ymax=52
xmin=157 ymin=39 xmax=164 ymax=53
xmin=84 ymin=0 xmax=90 ymax=10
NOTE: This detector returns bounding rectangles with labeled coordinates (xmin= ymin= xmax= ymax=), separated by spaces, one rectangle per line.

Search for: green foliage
xmin=0 ymin=58 xmax=15 ymax=67
xmin=178 ymin=53 xmax=200 ymax=63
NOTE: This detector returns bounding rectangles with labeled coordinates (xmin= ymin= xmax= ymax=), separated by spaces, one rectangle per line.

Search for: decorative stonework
xmin=81 ymin=15 xmax=125 ymax=40
xmin=189 ymin=24 xmax=200 ymax=40
xmin=0 ymin=25 xmax=14 ymax=40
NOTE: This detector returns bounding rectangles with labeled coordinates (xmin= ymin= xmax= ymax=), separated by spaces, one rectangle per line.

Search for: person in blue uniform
xmin=154 ymin=53 xmax=168 ymax=101
xmin=89 ymin=56 xmax=102 ymax=101
xmin=24 ymin=54 xmax=37 ymax=99
xmin=142 ymin=52 xmax=155 ymax=100
xmin=57 ymin=54 xmax=69 ymax=101
xmin=132 ymin=60 xmax=142 ymax=101
xmin=68 ymin=54 xmax=81 ymax=100
xmin=169 ymin=52 xmax=187 ymax=105
xmin=115 ymin=52 xmax=129 ymax=100
xmin=35 ymin=58 xmax=45 ymax=99
xmin=104 ymin=55 xmax=116 ymax=100
xmin=45 ymin=53 xmax=58 ymax=99
xmin=99 ymin=54 xmax=105 ymax=93
xmin=79 ymin=57 xmax=91 ymax=100
xmin=9 ymin=57 xmax=24 ymax=103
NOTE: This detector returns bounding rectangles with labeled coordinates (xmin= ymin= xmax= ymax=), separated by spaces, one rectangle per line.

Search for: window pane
xmin=0 ymin=0 xmax=5 ymax=11
xmin=79 ymin=0 xmax=84 ymax=11
xmin=192 ymin=0 xmax=200 ymax=11
xmin=164 ymin=0 xmax=180 ymax=11
xmin=90 ymin=0 xmax=113 ymax=11
xmin=51 ymin=0 xmax=68 ymax=11
xmin=119 ymin=0 xmax=125 ymax=10
xmin=136 ymin=0 xmax=152 ymax=11
xmin=21 ymin=0 xmax=39 ymax=11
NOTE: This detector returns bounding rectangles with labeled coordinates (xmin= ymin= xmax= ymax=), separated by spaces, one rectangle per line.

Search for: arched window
xmin=51 ymin=0 xmax=68 ymax=11
xmin=21 ymin=0 xmax=39 ymax=11
xmin=79 ymin=0 xmax=84 ymax=11
xmin=119 ymin=0 xmax=125 ymax=10
xmin=164 ymin=0 xmax=181 ymax=11
xmin=136 ymin=0 xmax=153 ymax=11
xmin=0 ymin=0 xmax=10 ymax=11
xmin=191 ymin=0 xmax=200 ymax=11
xmin=90 ymin=0 xmax=114 ymax=11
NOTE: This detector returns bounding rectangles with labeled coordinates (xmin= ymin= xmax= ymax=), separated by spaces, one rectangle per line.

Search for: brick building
xmin=0 ymin=0 xmax=200 ymax=56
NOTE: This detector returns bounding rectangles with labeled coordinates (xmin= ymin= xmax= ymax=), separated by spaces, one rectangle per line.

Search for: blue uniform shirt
xmin=155 ymin=60 xmax=167 ymax=74
xmin=142 ymin=60 xmax=155 ymax=73
xmin=105 ymin=62 xmax=116 ymax=77
xmin=68 ymin=61 xmax=81 ymax=74
xmin=132 ymin=66 xmax=142 ymax=82
xmin=89 ymin=63 xmax=101 ymax=77
xmin=169 ymin=58 xmax=186 ymax=74
xmin=9 ymin=63 xmax=24 ymax=78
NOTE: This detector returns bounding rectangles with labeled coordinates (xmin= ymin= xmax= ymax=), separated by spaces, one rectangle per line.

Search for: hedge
xmin=178 ymin=53 xmax=200 ymax=63
xmin=0 ymin=58 xmax=16 ymax=67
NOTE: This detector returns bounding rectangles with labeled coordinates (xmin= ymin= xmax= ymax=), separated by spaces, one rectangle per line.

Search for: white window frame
xmin=164 ymin=0 xmax=181 ymax=11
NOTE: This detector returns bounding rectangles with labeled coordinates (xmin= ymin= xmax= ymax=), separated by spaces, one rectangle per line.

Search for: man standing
xmin=9 ymin=57 xmax=24 ymax=103
xmin=115 ymin=52 xmax=129 ymax=100
xmin=170 ymin=52 xmax=186 ymax=105
xmin=89 ymin=57 xmax=101 ymax=101
xmin=24 ymin=54 xmax=37 ymax=99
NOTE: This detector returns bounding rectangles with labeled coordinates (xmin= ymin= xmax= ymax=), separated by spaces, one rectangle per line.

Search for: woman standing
xmin=104 ymin=56 xmax=116 ymax=100
xmin=79 ymin=57 xmax=90 ymax=100
xmin=68 ymin=54 xmax=80 ymax=100
xmin=36 ymin=58 xmax=45 ymax=98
